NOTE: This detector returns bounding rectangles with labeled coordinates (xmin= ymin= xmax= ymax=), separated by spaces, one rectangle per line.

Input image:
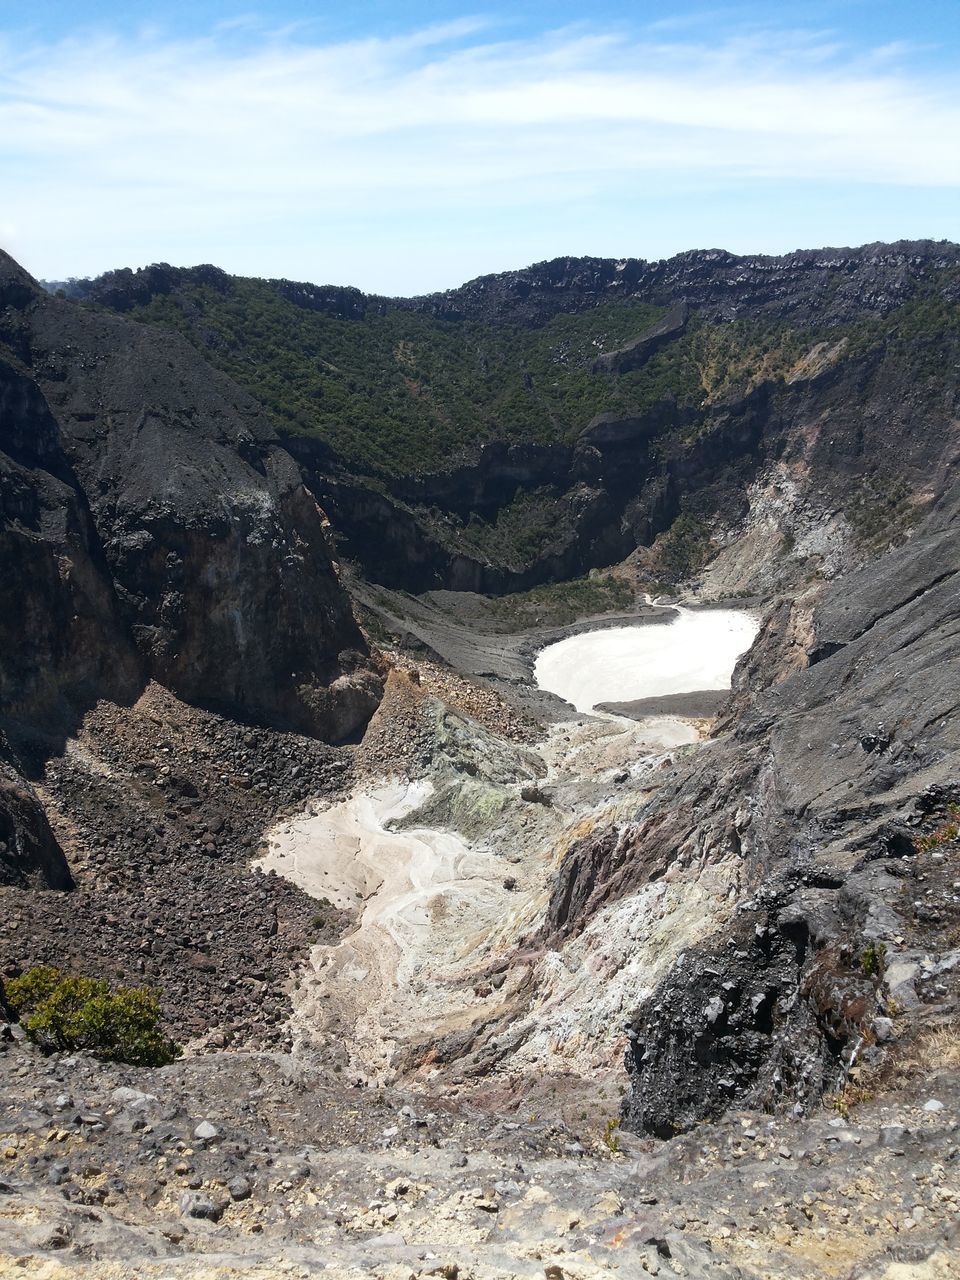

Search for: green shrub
xmin=860 ymin=941 xmax=887 ymax=978
xmin=3 ymin=966 xmax=179 ymax=1066
xmin=601 ymin=1117 xmax=622 ymax=1153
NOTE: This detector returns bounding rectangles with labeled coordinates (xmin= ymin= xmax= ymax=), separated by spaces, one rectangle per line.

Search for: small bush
xmin=860 ymin=941 xmax=887 ymax=978
xmin=601 ymin=1117 xmax=622 ymax=1153
xmin=829 ymin=1083 xmax=873 ymax=1117
xmin=3 ymin=966 xmax=179 ymax=1067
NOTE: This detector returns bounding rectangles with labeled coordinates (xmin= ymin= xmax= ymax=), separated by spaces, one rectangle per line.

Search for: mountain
xmin=61 ymin=241 xmax=960 ymax=594
xmin=52 ymin=240 xmax=960 ymax=1126
xmin=1 ymin=242 xmax=958 ymax=1278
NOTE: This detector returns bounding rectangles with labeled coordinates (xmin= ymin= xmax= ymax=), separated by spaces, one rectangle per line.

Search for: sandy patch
xmin=533 ymin=608 xmax=759 ymax=714
xmin=258 ymin=781 xmax=545 ymax=1079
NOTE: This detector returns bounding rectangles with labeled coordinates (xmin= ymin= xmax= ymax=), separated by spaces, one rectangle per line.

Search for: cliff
xmin=0 ymin=250 xmax=382 ymax=886
xmin=540 ymin=480 xmax=960 ymax=1133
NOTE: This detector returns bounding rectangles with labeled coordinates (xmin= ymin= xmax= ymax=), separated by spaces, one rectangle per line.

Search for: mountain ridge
xmin=46 ymin=236 xmax=960 ymax=318
xmin=46 ymin=239 xmax=960 ymax=599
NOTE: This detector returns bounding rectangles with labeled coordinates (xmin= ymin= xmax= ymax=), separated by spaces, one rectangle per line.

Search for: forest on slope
xmin=57 ymin=244 xmax=960 ymax=479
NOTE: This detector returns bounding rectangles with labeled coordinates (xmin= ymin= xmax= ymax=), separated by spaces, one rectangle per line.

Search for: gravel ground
xmin=0 ymin=683 xmax=357 ymax=1053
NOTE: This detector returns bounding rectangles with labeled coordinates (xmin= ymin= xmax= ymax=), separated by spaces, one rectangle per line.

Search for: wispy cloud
xmin=1 ymin=19 xmax=957 ymax=290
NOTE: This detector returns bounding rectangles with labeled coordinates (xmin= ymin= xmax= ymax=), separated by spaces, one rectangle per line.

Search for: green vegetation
xmin=456 ymin=489 xmax=574 ymax=566
xmin=120 ymin=279 xmax=837 ymax=476
xmin=481 ymin=574 xmax=635 ymax=630
xmin=600 ymin=1117 xmax=622 ymax=1153
xmin=845 ymin=477 xmax=926 ymax=549
xmin=829 ymin=1080 xmax=875 ymax=1118
xmin=129 ymin=284 xmax=668 ymax=474
xmin=860 ymin=941 xmax=887 ymax=978
xmin=113 ymin=265 xmax=960 ymax=480
xmin=655 ymin=512 xmax=714 ymax=580
xmin=3 ymin=966 xmax=179 ymax=1066
xmin=853 ymin=279 xmax=960 ymax=378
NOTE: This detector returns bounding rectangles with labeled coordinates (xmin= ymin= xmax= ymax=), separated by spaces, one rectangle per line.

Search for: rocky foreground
xmin=1 ymin=1002 xmax=958 ymax=1279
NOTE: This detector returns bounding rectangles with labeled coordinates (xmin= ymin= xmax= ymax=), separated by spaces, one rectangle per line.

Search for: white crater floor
xmin=259 ymin=606 xmax=760 ymax=1083
xmin=533 ymin=607 xmax=759 ymax=714
xmin=256 ymin=781 xmax=538 ymax=1079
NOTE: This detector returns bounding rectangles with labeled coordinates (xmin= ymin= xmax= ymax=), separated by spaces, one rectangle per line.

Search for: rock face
xmin=0 ymin=249 xmax=382 ymax=886
xmin=420 ymin=241 xmax=960 ymax=326
xmin=0 ymin=250 xmax=381 ymax=745
xmin=0 ymin=760 xmax=73 ymax=890
xmin=540 ymin=482 xmax=960 ymax=1134
xmin=0 ymin=352 xmax=137 ymax=738
xmin=294 ymin=444 xmax=630 ymax=595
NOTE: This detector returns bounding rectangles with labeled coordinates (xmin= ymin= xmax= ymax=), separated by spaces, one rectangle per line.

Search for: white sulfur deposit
xmin=533 ymin=608 xmax=759 ymax=713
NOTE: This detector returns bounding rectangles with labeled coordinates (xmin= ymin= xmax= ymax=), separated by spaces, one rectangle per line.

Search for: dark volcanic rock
xmin=0 ymin=758 xmax=72 ymax=890
xmin=0 ymin=352 xmax=139 ymax=737
xmin=296 ymin=444 xmax=632 ymax=594
xmin=542 ymin=482 xmax=960 ymax=1134
xmin=0 ymin=685 xmax=354 ymax=1048
xmin=0 ymin=250 xmax=382 ymax=743
xmin=0 ymin=248 xmax=381 ymax=1042
xmin=418 ymin=241 xmax=960 ymax=327
xmin=591 ymin=300 xmax=688 ymax=374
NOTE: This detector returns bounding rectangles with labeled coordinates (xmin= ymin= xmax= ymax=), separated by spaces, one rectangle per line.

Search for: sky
xmin=1 ymin=0 xmax=958 ymax=295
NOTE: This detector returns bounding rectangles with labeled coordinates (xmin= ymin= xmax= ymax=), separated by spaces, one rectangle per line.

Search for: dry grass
xmin=894 ymin=1022 xmax=960 ymax=1077
xmin=858 ymin=1017 xmax=960 ymax=1103
xmin=916 ymin=803 xmax=960 ymax=853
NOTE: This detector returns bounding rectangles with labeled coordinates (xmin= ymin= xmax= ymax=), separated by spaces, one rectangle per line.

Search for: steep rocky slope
xmin=0 ymin=249 xmax=382 ymax=892
xmin=529 ymin=482 xmax=960 ymax=1134
xmin=0 ymin=353 xmax=137 ymax=737
xmin=2 ymin=252 xmax=381 ymax=743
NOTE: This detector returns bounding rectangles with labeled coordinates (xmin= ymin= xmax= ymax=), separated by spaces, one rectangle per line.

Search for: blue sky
xmin=1 ymin=1 xmax=958 ymax=293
